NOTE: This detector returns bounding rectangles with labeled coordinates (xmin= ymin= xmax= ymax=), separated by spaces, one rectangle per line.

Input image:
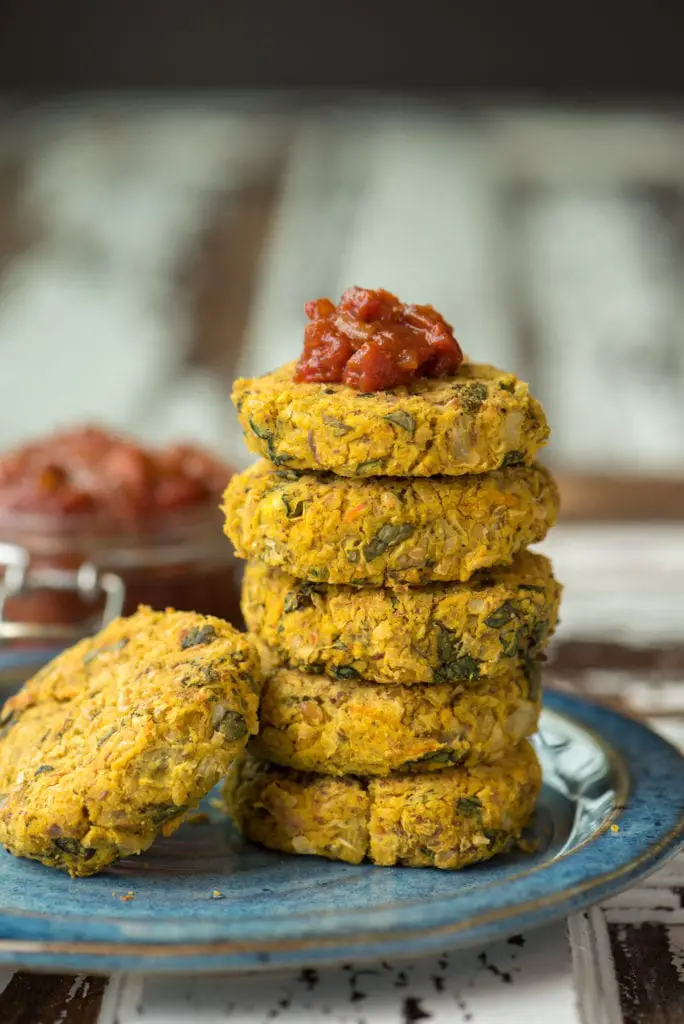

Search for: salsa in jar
xmin=0 ymin=426 xmax=242 ymax=644
xmin=295 ymin=287 xmax=463 ymax=392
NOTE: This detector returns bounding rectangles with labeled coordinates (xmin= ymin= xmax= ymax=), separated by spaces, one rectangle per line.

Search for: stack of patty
xmin=222 ymin=360 xmax=561 ymax=869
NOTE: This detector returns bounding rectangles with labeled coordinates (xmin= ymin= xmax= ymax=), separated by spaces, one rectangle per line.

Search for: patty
xmin=223 ymin=460 xmax=559 ymax=585
xmin=242 ymin=550 xmax=560 ymax=684
xmin=226 ymin=741 xmax=541 ymax=869
xmin=250 ymin=661 xmax=541 ymax=775
xmin=0 ymin=607 xmax=260 ymax=876
xmin=233 ymin=361 xmax=549 ymax=477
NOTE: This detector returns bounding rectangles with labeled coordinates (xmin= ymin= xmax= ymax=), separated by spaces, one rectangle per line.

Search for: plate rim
xmin=0 ymin=690 xmax=680 ymax=973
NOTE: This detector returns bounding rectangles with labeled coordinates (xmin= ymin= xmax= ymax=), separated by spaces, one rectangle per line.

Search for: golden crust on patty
xmin=223 ymin=460 xmax=559 ymax=585
xmin=250 ymin=661 xmax=541 ymax=775
xmin=233 ymin=361 xmax=549 ymax=478
xmin=226 ymin=742 xmax=541 ymax=868
xmin=0 ymin=607 xmax=260 ymax=876
xmin=242 ymin=550 xmax=560 ymax=684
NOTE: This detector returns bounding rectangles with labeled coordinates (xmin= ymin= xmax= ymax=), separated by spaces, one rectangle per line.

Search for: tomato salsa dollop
xmin=294 ymin=287 xmax=463 ymax=392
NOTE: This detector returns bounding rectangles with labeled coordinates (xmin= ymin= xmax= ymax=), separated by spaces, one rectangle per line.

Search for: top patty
xmin=233 ymin=360 xmax=549 ymax=477
xmin=0 ymin=607 xmax=260 ymax=876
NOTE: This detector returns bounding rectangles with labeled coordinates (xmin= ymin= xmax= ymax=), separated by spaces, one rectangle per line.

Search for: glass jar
xmin=0 ymin=426 xmax=242 ymax=690
xmin=0 ymin=501 xmax=243 ymax=644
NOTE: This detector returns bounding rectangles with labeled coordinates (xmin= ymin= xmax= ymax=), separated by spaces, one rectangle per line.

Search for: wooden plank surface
xmin=557 ymin=474 xmax=684 ymax=523
xmin=0 ymin=973 xmax=107 ymax=1024
xmin=609 ymin=923 xmax=684 ymax=1024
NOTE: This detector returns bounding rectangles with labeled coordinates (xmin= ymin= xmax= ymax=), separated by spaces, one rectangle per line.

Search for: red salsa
xmin=295 ymin=287 xmax=463 ymax=392
xmin=0 ymin=426 xmax=228 ymax=521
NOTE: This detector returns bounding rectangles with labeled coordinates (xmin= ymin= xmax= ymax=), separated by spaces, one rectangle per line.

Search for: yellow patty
xmin=226 ymin=742 xmax=541 ymax=869
xmin=242 ymin=550 xmax=560 ymax=684
xmin=223 ymin=460 xmax=559 ymax=585
xmin=233 ymin=361 xmax=549 ymax=477
xmin=250 ymin=661 xmax=541 ymax=775
xmin=0 ymin=607 xmax=260 ymax=876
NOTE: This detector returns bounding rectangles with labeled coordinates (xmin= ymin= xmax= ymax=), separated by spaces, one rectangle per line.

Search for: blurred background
xmin=0 ymin=2 xmax=682 ymax=523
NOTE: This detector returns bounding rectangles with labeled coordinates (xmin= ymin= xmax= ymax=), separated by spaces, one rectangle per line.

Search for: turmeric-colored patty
xmin=233 ymin=361 xmax=549 ymax=477
xmin=242 ymin=550 xmax=560 ymax=684
xmin=250 ymin=661 xmax=541 ymax=775
xmin=0 ymin=607 xmax=260 ymax=876
xmin=226 ymin=742 xmax=541 ymax=869
xmin=224 ymin=461 xmax=559 ymax=586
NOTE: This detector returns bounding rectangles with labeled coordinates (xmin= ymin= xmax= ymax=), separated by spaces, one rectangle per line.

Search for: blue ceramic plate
xmin=0 ymin=690 xmax=681 ymax=974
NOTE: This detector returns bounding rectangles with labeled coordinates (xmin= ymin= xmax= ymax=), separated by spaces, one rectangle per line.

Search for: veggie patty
xmin=251 ymin=660 xmax=541 ymax=775
xmin=0 ymin=607 xmax=260 ymax=876
xmin=233 ymin=360 xmax=549 ymax=477
xmin=226 ymin=742 xmax=541 ymax=869
xmin=223 ymin=460 xmax=559 ymax=585
xmin=242 ymin=550 xmax=560 ymax=684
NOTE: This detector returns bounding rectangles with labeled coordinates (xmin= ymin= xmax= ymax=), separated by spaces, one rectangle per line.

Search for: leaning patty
xmin=0 ymin=607 xmax=260 ymax=876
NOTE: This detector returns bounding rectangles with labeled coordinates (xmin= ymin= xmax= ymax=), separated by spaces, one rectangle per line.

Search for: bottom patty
xmin=250 ymin=662 xmax=541 ymax=775
xmin=226 ymin=742 xmax=541 ymax=869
